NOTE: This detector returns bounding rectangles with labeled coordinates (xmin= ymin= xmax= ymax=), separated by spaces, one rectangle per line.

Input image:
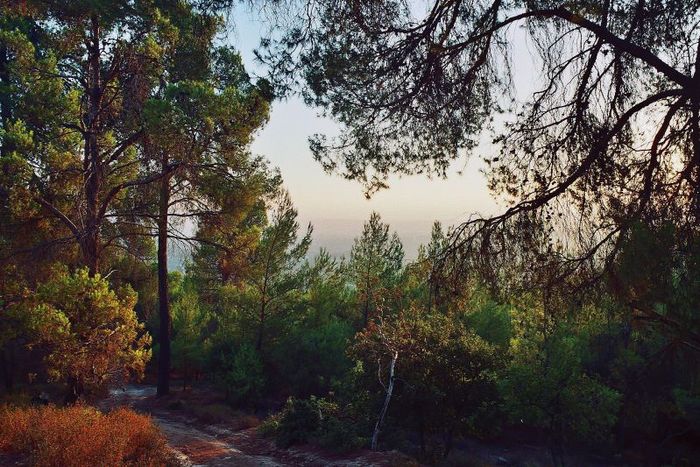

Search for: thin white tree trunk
xmin=371 ymin=350 xmax=398 ymax=450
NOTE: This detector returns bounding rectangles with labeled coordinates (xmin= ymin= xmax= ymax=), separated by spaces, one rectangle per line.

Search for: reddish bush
xmin=0 ymin=404 xmax=172 ymax=466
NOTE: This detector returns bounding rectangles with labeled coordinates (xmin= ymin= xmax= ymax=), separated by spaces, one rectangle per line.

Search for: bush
xmin=275 ymin=397 xmax=327 ymax=447
xmin=269 ymin=396 xmax=366 ymax=450
xmin=315 ymin=414 xmax=366 ymax=451
xmin=171 ymin=289 xmax=211 ymax=387
xmin=256 ymin=412 xmax=282 ymax=438
xmin=21 ymin=268 xmax=151 ymax=401
xmin=0 ymin=404 xmax=172 ymax=466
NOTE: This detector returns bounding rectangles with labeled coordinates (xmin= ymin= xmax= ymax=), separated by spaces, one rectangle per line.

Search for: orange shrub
xmin=0 ymin=405 xmax=173 ymax=466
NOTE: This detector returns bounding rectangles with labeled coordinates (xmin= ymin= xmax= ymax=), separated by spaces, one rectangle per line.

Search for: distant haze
xmin=166 ymin=8 xmax=541 ymax=268
xmin=226 ymin=11 xmax=511 ymax=260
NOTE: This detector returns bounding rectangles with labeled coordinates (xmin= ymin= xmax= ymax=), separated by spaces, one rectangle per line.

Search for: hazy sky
xmin=224 ymin=7 xmax=537 ymax=258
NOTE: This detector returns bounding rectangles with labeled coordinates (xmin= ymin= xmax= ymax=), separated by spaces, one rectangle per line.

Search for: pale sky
xmin=224 ymin=7 xmax=538 ymax=258
xmin=253 ymin=101 xmax=500 ymax=257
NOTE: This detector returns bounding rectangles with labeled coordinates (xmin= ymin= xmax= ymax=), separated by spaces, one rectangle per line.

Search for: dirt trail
xmin=102 ymin=385 xmax=409 ymax=467
xmin=104 ymin=386 xmax=282 ymax=466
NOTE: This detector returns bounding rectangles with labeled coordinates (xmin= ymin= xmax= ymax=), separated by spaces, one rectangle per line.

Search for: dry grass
xmin=0 ymin=404 xmax=174 ymax=466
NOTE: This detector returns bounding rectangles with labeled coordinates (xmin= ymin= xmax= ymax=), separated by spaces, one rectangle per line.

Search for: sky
xmin=219 ymin=6 xmax=537 ymax=259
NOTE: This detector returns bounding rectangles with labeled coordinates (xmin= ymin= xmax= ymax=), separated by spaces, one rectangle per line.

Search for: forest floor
xmin=100 ymin=385 xmax=419 ymax=467
xmin=0 ymin=383 xmax=632 ymax=466
xmin=98 ymin=384 xmax=633 ymax=467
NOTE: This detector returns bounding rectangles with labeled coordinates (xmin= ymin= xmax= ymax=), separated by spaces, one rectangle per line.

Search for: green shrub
xmin=315 ymin=415 xmax=366 ymax=451
xmin=465 ymin=300 xmax=512 ymax=349
xmin=275 ymin=396 xmax=328 ymax=447
xmin=351 ymin=309 xmax=504 ymax=455
xmin=267 ymin=396 xmax=366 ymax=450
xmin=256 ymin=412 xmax=281 ymax=437
xmin=171 ymin=289 xmax=211 ymax=385
xmin=221 ymin=343 xmax=265 ymax=406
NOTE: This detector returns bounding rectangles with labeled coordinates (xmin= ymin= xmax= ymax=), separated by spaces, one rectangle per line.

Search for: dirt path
xmin=102 ymin=385 xmax=413 ymax=467
xmin=103 ymin=386 xmax=282 ymax=466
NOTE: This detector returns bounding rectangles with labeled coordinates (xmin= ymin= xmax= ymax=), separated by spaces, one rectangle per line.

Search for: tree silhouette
xmin=262 ymin=0 xmax=700 ymax=281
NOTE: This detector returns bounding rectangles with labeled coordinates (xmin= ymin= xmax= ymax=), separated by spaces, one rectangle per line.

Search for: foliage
xmin=262 ymin=0 xmax=700 ymax=288
xmin=501 ymin=349 xmax=621 ymax=446
xmin=405 ymin=221 xmax=449 ymax=311
xmin=464 ymin=298 xmax=513 ymax=350
xmin=613 ymin=223 xmax=700 ymax=355
xmin=272 ymin=319 xmax=353 ymax=397
xmin=21 ymin=268 xmax=151 ymax=400
xmin=2 ymin=3 xmax=700 ymax=462
xmin=247 ymin=189 xmax=312 ymax=351
xmin=141 ymin=47 xmax=276 ymax=254
xmin=269 ymin=396 xmax=366 ymax=450
xmin=299 ymin=249 xmax=354 ymax=324
xmin=0 ymin=404 xmax=171 ymax=466
xmin=500 ymin=304 xmax=622 ymax=447
xmin=171 ymin=286 xmax=211 ymax=387
xmin=352 ymin=307 xmax=504 ymax=456
xmin=349 ymin=212 xmax=404 ymax=326
xmin=0 ymin=0 xmax=182 ymax=274
xmin=220 ymin=343 xmax=265 ymax=407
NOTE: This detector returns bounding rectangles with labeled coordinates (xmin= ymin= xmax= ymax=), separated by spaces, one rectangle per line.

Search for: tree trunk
xmin=256 ymin=300 xmax=266 ymax=351
xmin=0 ymin=43 xmax=12 ymax=158
xmin=363 ymin=292 xmax=370 ymax=327
xmin=156 ymin=154 xmax=171 ymax=397
xmin=418 ymin=407 xmax=426 ymax=455
xmin=81 ymin=229 xmax=100 ymax=276
xmin=443 ymin=427 xmax=454 ymax=458
xmin=371 ymin=350 xmax=398 ymax=450
xmin=83 ymin=15 xmax=102 ymax=276
xmin=64 ymin=375 xmax=83 ymax=405
xmin=0 ymin=347 xmax=13 ymax=393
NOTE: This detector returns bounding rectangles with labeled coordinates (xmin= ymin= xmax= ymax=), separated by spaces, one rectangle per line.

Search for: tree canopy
xmin=262 ymin=0 xmax=700 ymax=285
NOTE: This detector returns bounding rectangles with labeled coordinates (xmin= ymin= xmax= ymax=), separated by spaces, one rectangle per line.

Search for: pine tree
xmin=249 ymin=189 xmax=312 ymax=351
xmin=349 ymin=212 xmax=403 ymax=326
